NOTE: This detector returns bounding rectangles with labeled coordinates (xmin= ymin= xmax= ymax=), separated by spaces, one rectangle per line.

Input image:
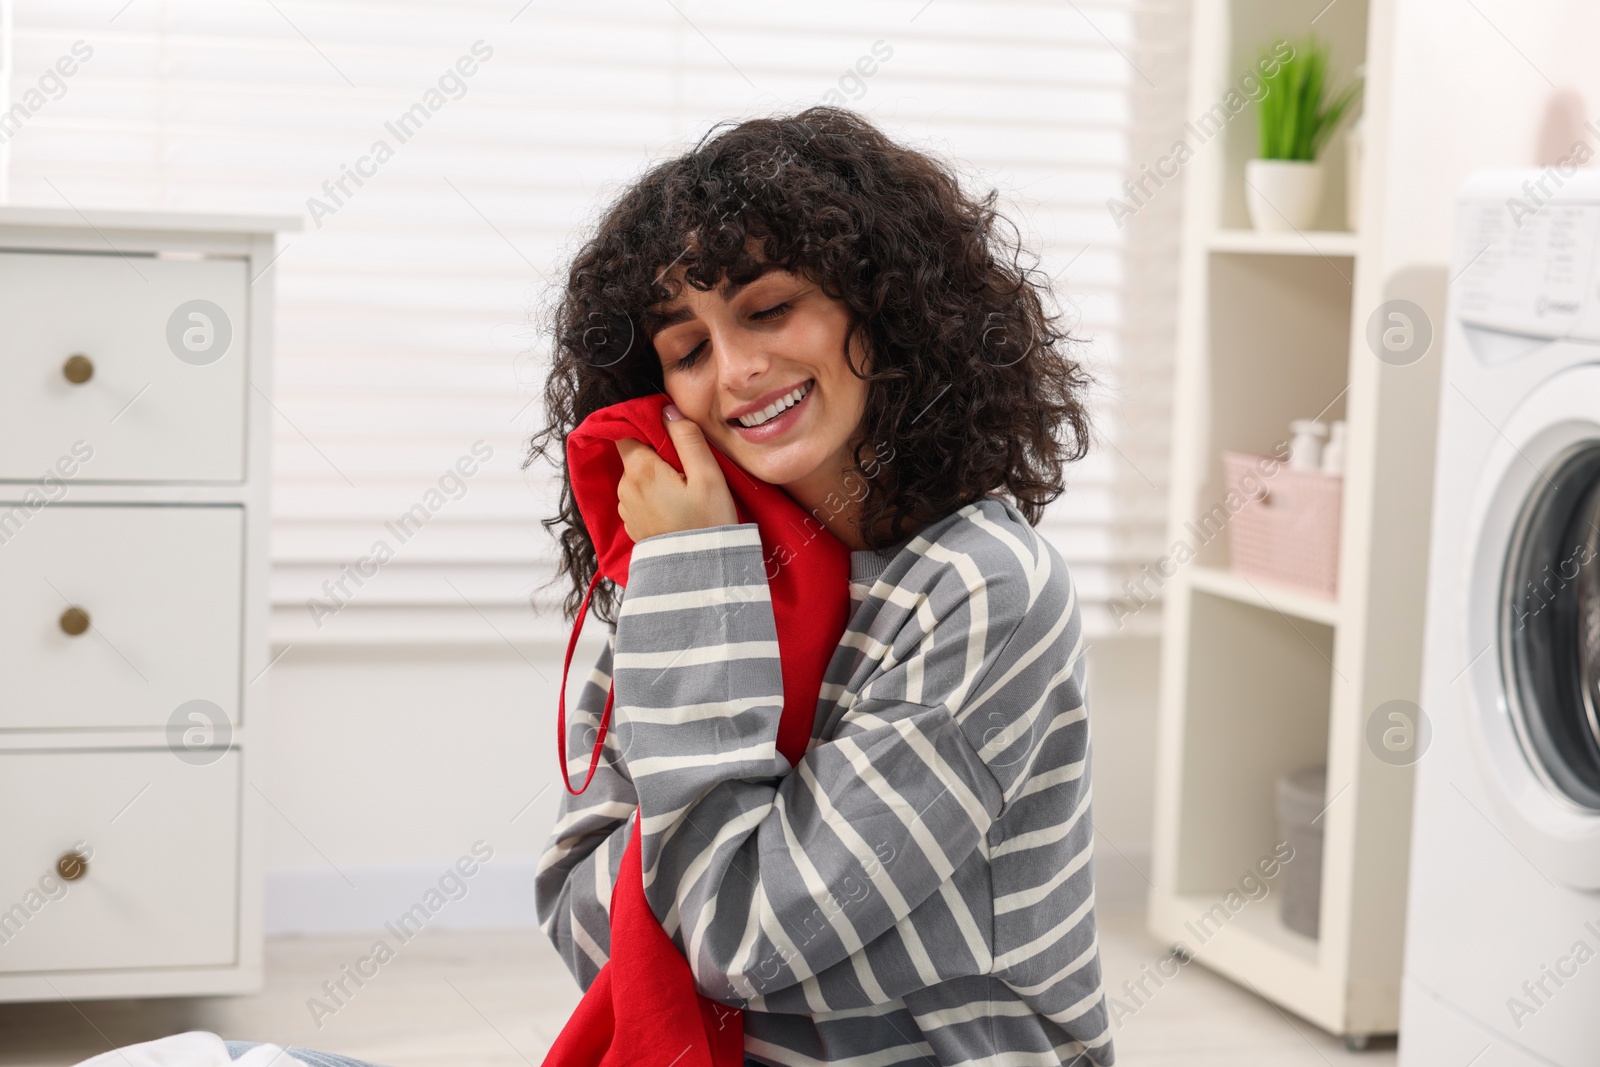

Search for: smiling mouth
xmin=729 ymin=379 xmax=813 ymax=429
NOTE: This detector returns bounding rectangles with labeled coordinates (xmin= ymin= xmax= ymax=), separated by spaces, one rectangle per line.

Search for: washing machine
xmin=1401 ymin=171 xmax=1600 ymax=1066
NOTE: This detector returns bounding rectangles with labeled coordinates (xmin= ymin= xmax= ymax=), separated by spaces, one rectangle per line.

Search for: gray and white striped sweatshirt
xmin=536 ymin=496 xmax=1113 ymax=1066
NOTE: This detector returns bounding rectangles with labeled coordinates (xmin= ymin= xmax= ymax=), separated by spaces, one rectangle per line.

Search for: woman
xmin=530 ymin=107 xmax=1113 ymax=1066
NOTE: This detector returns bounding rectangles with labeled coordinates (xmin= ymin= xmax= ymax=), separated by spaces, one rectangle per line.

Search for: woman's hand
xmin=614 ymin=403 xmax=738 ymax=541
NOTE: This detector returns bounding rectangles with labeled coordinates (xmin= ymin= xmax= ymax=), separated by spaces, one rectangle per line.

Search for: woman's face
xmin=648 ymin=263 xmax=870 ymax=493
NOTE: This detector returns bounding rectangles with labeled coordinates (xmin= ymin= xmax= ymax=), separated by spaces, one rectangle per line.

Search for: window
xmin=2 ymin=0 xmax=1179 ymax=641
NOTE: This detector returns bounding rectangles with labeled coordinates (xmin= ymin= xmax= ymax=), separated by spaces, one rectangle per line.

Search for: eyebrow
xmin=646 ymin=262 xmax=784 ymax=335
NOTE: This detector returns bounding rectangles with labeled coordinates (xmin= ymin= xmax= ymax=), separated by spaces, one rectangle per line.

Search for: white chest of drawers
xmin=0 ymin=207 xmax=296 ymax=1001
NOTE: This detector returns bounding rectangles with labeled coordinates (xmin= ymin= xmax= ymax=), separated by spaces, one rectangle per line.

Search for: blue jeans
xmin=225 ymin=1043 xmax=389 ymax=1067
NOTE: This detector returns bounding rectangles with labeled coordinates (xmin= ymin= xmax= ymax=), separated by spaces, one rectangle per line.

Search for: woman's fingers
xmin=614 ymin=437 xmax=678 ymax=493
xmin=661 ymin=408 xmax=721 ymax=488
xmin=662 ymin=413 xmax=738 ymax=526
xmin=613 ymin=436 xmax=654 ymax=468
xmin=611 ymin=419 xmax=737 ymax=537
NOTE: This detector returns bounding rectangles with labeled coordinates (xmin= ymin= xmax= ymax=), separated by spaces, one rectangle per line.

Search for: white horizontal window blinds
xmin=3 ymin=0 xmax=1172 ymax=642
xmin=1074 ymin=0 xmax=1187 ymax=637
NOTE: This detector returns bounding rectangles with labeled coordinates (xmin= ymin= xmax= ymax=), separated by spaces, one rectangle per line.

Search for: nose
xmin=712 ymin=325 xmax=770 ymax=395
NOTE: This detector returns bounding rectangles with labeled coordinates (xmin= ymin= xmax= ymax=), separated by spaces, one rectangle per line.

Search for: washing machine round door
xmin=1502 ymin=448 xmax=1600 ymax=806
xmin=1466 ymin=363 xmax=1600 ymax=887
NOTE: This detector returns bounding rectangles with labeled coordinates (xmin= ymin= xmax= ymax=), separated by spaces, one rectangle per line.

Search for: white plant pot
xmin=1245 ymin=159 xmax=1324 ymax=232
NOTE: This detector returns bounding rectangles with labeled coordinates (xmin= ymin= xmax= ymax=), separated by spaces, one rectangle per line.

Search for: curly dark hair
xmin=524 ymin=105 xmax=1093 ymax=625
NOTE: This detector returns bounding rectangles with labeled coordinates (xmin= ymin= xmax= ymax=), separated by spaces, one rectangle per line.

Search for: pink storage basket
xmin=1222 ymin=451 xmax=1342 ymax=598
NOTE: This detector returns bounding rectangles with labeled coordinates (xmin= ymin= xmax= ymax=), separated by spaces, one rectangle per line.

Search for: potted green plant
xmin=1245 ymin=35 xmax=1362 ymax=232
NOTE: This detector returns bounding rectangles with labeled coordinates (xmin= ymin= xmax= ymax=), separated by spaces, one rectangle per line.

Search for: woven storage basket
xmin=1222 ymin=451 xmax=1342 ymax=597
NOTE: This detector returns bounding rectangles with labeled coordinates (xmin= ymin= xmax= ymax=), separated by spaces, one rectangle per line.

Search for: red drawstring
xmin=558 ymin=568 xmax=617 ymax=796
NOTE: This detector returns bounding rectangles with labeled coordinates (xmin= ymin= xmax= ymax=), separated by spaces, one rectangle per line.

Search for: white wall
xmin=1383 ymin=0 xmax=1600 ymax=266
xmin=259 ymin=632 xmax=1162 ymax=931
xmin=258 ymin=641 xmax=579 ymax=932
xmin=1081 ymin=635 xmax=1162 ymax=910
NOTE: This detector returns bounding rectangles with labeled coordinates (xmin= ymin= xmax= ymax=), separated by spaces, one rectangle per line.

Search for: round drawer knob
xmin=57 ymin=850 xmax=89 ymax=882
xmin=62 ymin=354 xmax=94 ymax=384
xmin=59 ymin=606 xmax=91 ymax=636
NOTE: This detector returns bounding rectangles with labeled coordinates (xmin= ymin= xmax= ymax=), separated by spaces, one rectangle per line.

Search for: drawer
xmin=0 ymin=505 xmax=243 ymax=730
xmin=0 ymin=251 xmax=247 ymax=482
xmin=0 ymin=748 xmax=239 ymax=973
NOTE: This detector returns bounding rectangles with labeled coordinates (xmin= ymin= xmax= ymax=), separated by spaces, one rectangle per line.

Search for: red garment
xmin=545 ymin=393 xmax=851 ymax=1066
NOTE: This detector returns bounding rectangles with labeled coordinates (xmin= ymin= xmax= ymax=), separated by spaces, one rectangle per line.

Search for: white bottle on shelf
xmin=1289 ymin=419 xmax=1329 ymax=470
xmin=1323 ymin=420 xmax=1348 ymax=475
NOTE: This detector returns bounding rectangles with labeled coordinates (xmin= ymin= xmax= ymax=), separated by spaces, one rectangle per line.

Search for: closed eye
xmin=673 ymin=341 xmax=706 ymax=370
xmin=669 ymin=302 xmax=791 ymax=371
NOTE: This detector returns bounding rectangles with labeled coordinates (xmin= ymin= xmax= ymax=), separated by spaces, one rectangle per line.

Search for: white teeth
xmin=737 ymin=381 xmax=810 ymax=428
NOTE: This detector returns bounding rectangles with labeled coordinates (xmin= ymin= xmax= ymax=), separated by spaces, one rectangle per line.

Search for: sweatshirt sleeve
xmin=610 ymin=518 xmax=1086 ymax=1008
xmin=533 ymin=628 xmax=638 ymax=991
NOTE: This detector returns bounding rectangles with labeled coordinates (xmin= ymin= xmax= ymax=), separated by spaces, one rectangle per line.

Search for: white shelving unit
xmin=1206 ymin=228 xmax=1362 ymax=257
xmin=1187 ymin=564 xmax=1343 ymax=628
xmin=1149 ymin=0 xmax=1441 ymax=1044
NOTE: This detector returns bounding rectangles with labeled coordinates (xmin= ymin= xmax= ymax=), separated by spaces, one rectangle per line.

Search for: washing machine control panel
xmin=1454 ymin=198 xmax=1600 ymax=348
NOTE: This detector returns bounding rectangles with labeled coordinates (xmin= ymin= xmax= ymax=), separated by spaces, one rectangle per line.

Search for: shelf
xmin=1153 ymin=0 xmax=1414 ymax=1042
xmin=1204 ymin=252 xmax=1352 ymax=470
xmin=1149 ymin=886 xmax=1337 ymax=1031
xmin=1207 ymin=228 xmax=1360 ymax=258
xmin=1188 ymin=565 xmax=1340 ymax=627
xmin=1151 ymin=886 xmax=1318 ymax=967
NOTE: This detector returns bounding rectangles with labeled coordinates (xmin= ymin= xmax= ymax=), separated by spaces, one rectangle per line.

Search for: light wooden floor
xmin=0 ymin=909 xmax=1396 ymax=1066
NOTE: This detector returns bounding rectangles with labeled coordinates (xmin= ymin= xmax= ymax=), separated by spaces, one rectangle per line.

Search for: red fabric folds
xmin=544 ymin=393 xmax=851 ymax=1066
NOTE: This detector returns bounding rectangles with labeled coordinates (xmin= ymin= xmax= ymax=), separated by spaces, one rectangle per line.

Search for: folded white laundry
xmin=73 ymin=1032 xmax=309 ymax=1067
